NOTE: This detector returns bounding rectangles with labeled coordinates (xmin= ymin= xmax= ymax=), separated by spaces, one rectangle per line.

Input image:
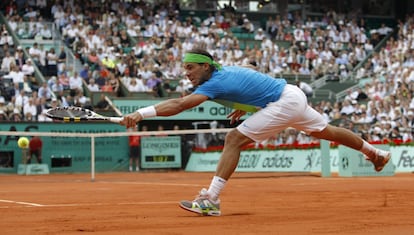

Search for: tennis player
xmin=120 ymin=48 xmax=391 ymax=216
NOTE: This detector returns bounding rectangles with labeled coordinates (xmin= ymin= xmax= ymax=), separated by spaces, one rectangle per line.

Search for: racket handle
xmin=109 ymin=117 xmax=123 ymax=123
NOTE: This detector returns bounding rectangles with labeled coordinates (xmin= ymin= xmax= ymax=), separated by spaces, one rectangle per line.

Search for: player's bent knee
xmin=225 ymin=129 xmax=252 ymax=147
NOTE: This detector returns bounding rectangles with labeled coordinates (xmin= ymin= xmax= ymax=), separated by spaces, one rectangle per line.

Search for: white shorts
xmin=237 ymin=84 xmax=328 ymax=143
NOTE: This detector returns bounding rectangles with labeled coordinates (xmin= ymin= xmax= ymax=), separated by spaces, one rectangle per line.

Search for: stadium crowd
xmin=0 ymin=0 xmax=413 ymax=147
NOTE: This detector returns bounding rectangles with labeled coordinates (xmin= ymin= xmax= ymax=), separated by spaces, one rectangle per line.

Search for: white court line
xmin=0 ymin=201 xmax=177 ymax=209
xmin=0 ymin=199 xmax=44 ymax=207
xmin=98 ymin=181 xmax=203 ymax=187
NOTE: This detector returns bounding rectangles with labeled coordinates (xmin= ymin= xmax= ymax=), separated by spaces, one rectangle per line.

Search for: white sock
xmin=207 ymin=176 xmax=227 ymax=202
xmin=359 ymin=141 xmax=377 ymax=159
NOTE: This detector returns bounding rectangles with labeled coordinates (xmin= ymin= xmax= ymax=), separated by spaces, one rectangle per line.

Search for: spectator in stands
xmin=38 ymin=109 xmax=53 ymax=122
xmin=101 ymin=79 xmax=113 ymax=92
xmin=58 ymin=70 xmax=70 ymax=90
xmin=115 ymin=55 xmax=128 ymax=76
xmin=79 ymin=64 xmax=90 ymax=81
xmin=69 ymin=71 xmax=83 ymax=91
xmin=0 ymin=109 xmax=8 ymax=121
xmin=28 ymin=42 xmax=42 ymax=66
xmin=0 ymin=96 xmax=8 ymax=113
xmin=109 ymin=74 xmax=120 ymax=95
xmin=0 ymin=31 xmax=13 ymax=47
xmin=73 ymin=89 xmax=89 ymax=107
xmin=21 ymin=58 xmax=35 ymax=76
xmin=340 ymin=99 xmax=356 ymax=115
xmin=1 ymin=51 xmax=15 ymax=74
xmin=57 ymin=45 xmax=66 ymax=72
xmin=241 ymin=18 xmax=254 ymax=33
xmin=38 ymin=23 xmax=52 ymax=40
xmin=9 ymin=108 xmax=22 ymax=122
xmin=38 ymin=82 xmax=52 ymax=101
xmin=46 ymin=47 xmax=58 ymax=76
xmin=146 ymin=71 xmax=162 ymax=91
xmin=23 ymin=98 xmax=37 ymax=121
xmin=95 ymin=94 xmax=110 ymax=110
xmin=87 ymin=78 xmax=100 ymax=92
xmin=254 ymin=28 xmax=266 ymax=40
xmin=14 ymin=46 xmax=25 ymax=70
xmin=6 ymin=64 xmax=24 ymax=84
xmin=127 ymin=77 xmax=147 ymax=92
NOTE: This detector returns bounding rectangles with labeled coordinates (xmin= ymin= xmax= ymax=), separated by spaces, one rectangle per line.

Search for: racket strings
xmin=50 ymin=107 xmax=93 ymax=118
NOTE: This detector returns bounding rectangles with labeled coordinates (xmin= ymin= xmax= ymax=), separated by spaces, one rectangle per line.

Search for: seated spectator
xmin=23 ymin=98 xmax=37 ymax=120
xmin=95 ymin=94 xmax=110 ymax=110
xmin=28 ymin=43 xmax=42 ymax=65
xmin=87 ymin=78 xmax=100 ymax=91
xmin=1 ymin=51 xmax=15 ymax=74
xmin=50 ymin=79 xmax=63 ymax=94
xmin=9 ymin=108 xmax=22 ymax=122
xmin=254 ymin=28 xmax=266 ymax=40
xmin=109 ymin=75 xmax=120 ymax=95
xmin=46 ymin=47 xmax=58 ymax=76
xmin=101 ymin=80 xmax=113 ymax=92
xmin=241 ymin=18 xmax=254 ymax=33
xmin=73 ymin=89 xmax=89 ymax=107
xmin=0 ymin=96 xmax=8 ymax=113
xmin=0 ymin=109 xmax=9 ymax=121
xmin=69 ymin=71 xmax=83 ymax=91
xmin=0 ymin=31 xmax=13 ymax=47
xmin=5 ymin=64 xmax=24 ymax=84
xmin=37 ymin=24 xmax=52 ymax=40
xmin=21 ymin=59 xmax=35 ymax=76
xmin=79 ymin=64 xmax=90 ymax=81
xmin=37 ymin=109 xmax=53 ymax=122
xmin=58 ymin=71 xmax=70 ymax=90
xmin=146 ymin=72 xmax=162 ymax=91
xmin=38 ymin=82 xmax=52 ymax=101
xmin=127 ymin=77 xmax=147 ymax=92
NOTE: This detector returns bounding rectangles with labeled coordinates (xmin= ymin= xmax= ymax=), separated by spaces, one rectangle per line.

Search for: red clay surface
xmin=0 ymin=171 xmax=413 ymax=235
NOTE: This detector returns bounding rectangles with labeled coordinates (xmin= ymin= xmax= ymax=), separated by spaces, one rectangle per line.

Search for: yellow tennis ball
xmin=17 ymin=137 xmax=29 ymax=148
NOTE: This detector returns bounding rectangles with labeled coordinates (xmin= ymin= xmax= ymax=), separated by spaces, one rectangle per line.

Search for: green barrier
xmin=0 ymin=123 xmax=129 ymax=173
xmin=141 ymin=136 xmax=182 ymax=169
xmin=338 ymin=145 xmax=395 ymax=177
xmin=17 ymin=163 xmax=50 ymax=175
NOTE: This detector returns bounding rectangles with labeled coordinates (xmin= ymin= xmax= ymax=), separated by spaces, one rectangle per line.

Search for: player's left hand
xmin=120 ymin=112 xmax=143 ymax=129
xmin=227 ymin=110 xmax=246 ymax=124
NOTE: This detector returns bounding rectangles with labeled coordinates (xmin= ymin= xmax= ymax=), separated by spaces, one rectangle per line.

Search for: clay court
xmin=0 ymin=171 xmax=413 ymax=235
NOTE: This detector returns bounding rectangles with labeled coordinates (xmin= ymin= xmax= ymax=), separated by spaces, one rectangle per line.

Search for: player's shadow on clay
xmin=232 ymin=173 xmax=320 ymax=179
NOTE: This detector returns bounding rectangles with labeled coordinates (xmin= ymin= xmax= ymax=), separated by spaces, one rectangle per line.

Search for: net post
xmin=91 ymin=136 xmax=95 ymax=182
xmin=320 ymin=139 xmax=331 ymax=177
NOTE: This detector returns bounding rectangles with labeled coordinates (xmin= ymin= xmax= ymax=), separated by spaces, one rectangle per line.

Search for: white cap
xmin=0 ymin=96 xmax=5 ymax=103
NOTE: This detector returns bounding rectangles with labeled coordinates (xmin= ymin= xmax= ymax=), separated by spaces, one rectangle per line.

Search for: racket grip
xmin=109 ymin=117 xmax=123 ymax=123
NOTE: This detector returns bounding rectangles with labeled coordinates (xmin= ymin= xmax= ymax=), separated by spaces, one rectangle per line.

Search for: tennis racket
xmin=45 ymin=107 xmax=123 ymax=123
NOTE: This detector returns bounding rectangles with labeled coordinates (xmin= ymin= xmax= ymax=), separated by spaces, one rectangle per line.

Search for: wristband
xmin=136 ymin=106 xmax=157 ymax=118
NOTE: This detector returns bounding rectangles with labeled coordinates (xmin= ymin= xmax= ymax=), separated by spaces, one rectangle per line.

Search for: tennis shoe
xmin=179 ymin=188 xmax=221 ymax=216
xmin=369 ymin=149 xmax=391 ymax=172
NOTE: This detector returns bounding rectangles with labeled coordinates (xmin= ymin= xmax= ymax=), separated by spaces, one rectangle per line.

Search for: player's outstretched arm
xmin=120 ymin=94 xmax=208 ymax=128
